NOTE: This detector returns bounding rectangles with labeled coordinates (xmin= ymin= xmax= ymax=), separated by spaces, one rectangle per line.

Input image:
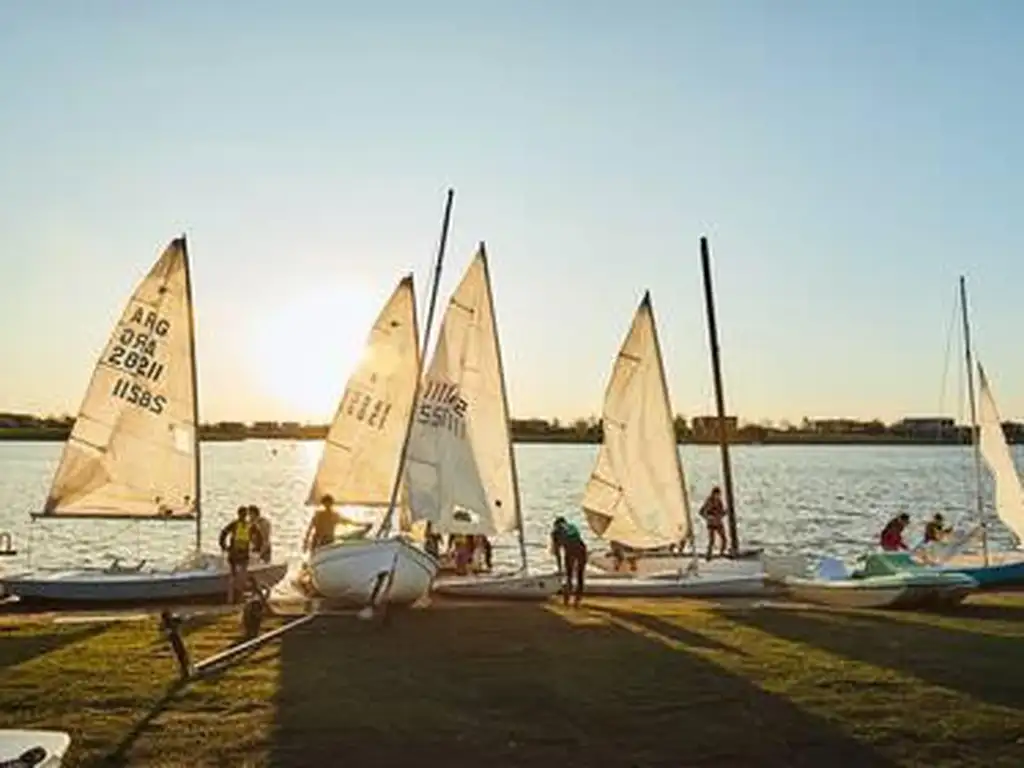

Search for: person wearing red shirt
xmin=879 ymin=512 xmax=911 ymax=551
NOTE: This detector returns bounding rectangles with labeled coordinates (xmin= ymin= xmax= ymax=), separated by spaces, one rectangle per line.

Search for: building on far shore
xmin=892 ymin=417 xmax=955 ymax=439
xmin=691 ymin=416 xmax=738 ymax=440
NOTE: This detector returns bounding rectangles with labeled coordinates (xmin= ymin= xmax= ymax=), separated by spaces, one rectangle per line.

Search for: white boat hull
xmin=432 ymin=571 xmax=561 ymax=601
xmin=779 ymin=554 xmax=978 ymax=609
xmin=306 ymin=536 xmax=437 ymax=607
xmin=589 ymin=552 xmax=767 ymax=579
xmin=782 ymin=579 xmax=911 ymax=609
xmin=782 ymin=578 xmax=974 ymax=609
xmin=0 ymin=730 xmax=70 ymax=767
xmin=583 ymin=572 xmax=766 ymax=597
xmin=0 ymin=554 xmax=287 ymax=605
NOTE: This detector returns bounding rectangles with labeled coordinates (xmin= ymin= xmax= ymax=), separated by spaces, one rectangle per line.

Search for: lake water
xmin=0 ymin=441 xmax=1019 ymax=574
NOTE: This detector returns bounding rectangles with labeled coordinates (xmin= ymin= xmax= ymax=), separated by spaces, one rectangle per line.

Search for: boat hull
xmin=583 ymin=572 xmax=766 ymax=598
xmin=432 ymin=571 xmax=561 ymax=601
xmin=783 ymin=577 xmax=976 ymax=609
xmin=306 ymin=536 xmax=437 ymax=607
xmin=0 ymin=558 xmax=287 ymax=605
xmin=939 ymin=551 xmax=1024 ymax=590
xmin=589 ymin=551 xmax=766 ymax=579
xmin=0 ymin=730 xmax=70 ymax=767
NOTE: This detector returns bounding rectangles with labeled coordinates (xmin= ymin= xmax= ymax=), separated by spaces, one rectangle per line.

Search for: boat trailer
xmin=159 ymin=568 xmax=397 ymax=683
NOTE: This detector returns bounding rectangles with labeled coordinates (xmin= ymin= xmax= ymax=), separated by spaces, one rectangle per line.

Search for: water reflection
xmin=0 ymin=441 xmax=1017 ymax=574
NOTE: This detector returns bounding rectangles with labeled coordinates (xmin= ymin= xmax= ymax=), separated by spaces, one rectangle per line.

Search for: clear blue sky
xmin=2 ymin=1 xmax=1023 ymax=425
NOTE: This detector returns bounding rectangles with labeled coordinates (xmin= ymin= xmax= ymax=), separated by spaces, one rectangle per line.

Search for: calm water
xmin=0 ymin=441 xmax=1019 ymax=574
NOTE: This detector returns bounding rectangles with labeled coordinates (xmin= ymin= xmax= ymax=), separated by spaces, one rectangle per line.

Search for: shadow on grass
xmin=950 ymin=599 xmax=1024 ymax=623
xmin=269 ymin=603 xmax=892 ymax=768
xmin=96 ymin=681 xmax=184 ymax=767
xmin=717 ymin=606 xmax=1024 ymax=711
xmin=597 ymin=605 xmax=748 ymax=656
xmin=0 ymin=622 xmax=112 ymax=673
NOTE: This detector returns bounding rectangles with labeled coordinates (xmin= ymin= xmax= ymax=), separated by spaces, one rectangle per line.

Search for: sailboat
xmin=299 ymin=190 xmax=461 ymax=607
xmin=404 ymin=244 xmax=560 ymax=600
xmin=0 ymin=237 xmax=287 ymax=604
xmin=918 ymin=277 xmax=1024 ymax=588
xmin=578 ymin=292 xmax=766 ymax=597
xmin=586 ymin=238 xmax=764 ymax=580
xmin=300 ymin=275 xmax=439 ymax=606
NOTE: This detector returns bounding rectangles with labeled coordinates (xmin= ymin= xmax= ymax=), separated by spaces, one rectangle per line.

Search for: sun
xmin=249 ymin=280 xmax=382 ymax=422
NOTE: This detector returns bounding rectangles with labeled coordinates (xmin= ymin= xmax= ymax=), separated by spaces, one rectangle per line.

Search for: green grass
xmin=1 ymin=594 xmax=1022 ymax=767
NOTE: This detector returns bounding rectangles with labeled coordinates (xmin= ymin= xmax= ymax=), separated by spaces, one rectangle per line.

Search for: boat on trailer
xmin=779 ymin=553 xmax=977 ymax=609
xmin=300 ymin=271 xmax=440 ymax=608
xmin=0 ymin=730 xmax=70 ymax=767
xmin=303 ymin=193 xmax=473 ymax=608
xmin=0 ymin=237 xmax=286 ymax=605
xmin=306 ymin=535 xmax=437 ymax=607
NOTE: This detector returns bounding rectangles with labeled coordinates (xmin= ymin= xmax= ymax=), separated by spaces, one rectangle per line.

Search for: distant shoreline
xmin=0 ymin=426 xmax=992 ymax=446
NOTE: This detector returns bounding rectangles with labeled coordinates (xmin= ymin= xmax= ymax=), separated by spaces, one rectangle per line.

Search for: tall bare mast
xmin=699 ymin=236 xmax=739 ymax=556
xmin=377 ymin=189 xmax=455 ymax=537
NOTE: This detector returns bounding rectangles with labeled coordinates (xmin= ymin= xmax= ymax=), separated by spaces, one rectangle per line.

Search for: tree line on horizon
xmin=3 ymin=411 xmax=1023 ymax=444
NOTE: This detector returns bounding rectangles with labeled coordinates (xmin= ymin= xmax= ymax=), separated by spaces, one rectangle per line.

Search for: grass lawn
xmin=1 ymin=594 xmax=1022 ymax=767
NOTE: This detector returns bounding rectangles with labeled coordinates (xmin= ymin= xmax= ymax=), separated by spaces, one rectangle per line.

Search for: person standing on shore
xmin=219 ymin=506 xmax=264 ymax=603
xmin=302 ymin=494 xmax=367 ymax=552
xmin=248 ymin=505 xmax=272 ymax=563
xmin=550 ymin=516 xmax=587 ymax=607
xmin=698 ymin=487 xmax=729 ymax=560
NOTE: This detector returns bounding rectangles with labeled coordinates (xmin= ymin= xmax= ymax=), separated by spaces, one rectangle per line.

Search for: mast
xmin=478 ymin=242 xmax=529 ymax=572
xmin=180 ymin=234 xmax=203 ymax=552
xmin=700 ymin=236 xmax=740 ymax=556
xmin=645 ymin=292 xmax=697 ymax=565
xmin=377 ymin=188 xmax=455 ymax=537
xmin=958 ymin=275 xmax=989 ymax=565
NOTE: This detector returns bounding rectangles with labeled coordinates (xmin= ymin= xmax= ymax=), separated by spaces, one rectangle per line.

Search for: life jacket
xmin=231 ymin=520 xmax=252 ymax=552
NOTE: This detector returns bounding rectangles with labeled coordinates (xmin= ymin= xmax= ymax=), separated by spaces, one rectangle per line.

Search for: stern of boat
xmin=308 ymin=537 xmax=438 ymax=607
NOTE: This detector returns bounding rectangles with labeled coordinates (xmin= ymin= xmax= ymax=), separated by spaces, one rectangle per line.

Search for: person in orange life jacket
xmin=698 ymin=486 xmax=729 ymax=560
xmin=219 ymin=506 xmax=264 ymax=604
xmin=879 ymin=512 xmax=911 ymax=551
xmin=551 ymin=516 xmax=587 ymax=607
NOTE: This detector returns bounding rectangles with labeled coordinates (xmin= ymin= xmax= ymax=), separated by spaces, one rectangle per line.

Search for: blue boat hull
xmin=942 ymin=559 xmax=1024 ymax=589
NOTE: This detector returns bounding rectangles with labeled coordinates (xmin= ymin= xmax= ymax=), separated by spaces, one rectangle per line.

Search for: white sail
xmin=42 ymin=238 xmax=198 ymax=519
xmin=404 ymin=246 xmax=518 ymax=536
xmin=582 ymin=292 xmax=690 ymax=548
xmin=307 ymin=275 xmax=421 ymax=508
xmin=977 ymin=364 xmax=1024 ymax=543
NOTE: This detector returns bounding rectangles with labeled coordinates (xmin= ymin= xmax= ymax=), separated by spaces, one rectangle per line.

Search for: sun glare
xmin=249 ymin=281 xmax=380 ymax=422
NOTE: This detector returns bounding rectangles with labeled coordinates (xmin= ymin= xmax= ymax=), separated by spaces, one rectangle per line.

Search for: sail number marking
xmin=416 ymin=381 xmax=468 ymax=438
xmin=340 ymin=388 xmax=393 ymax=430
xmin=106 ymin=306 xmax=173 ymax=415
xmin=111 ymin=378 xmax=166 ymax=415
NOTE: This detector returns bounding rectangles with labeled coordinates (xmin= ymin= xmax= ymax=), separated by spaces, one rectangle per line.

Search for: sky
xmin=2 ymin=1 xmax=1024 ymax=425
